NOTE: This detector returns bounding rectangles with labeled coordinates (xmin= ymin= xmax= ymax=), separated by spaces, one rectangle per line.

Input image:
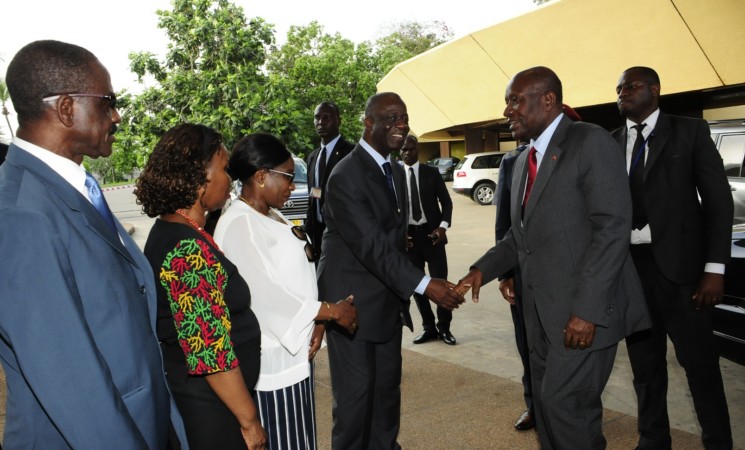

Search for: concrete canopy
xmin=377 ymin=0 xmax=745 ymax=141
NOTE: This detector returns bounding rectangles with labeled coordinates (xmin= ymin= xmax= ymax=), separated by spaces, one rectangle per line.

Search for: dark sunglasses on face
xmin=42 ymin=93 xmax=118 ymax=109
xmin=291 ymin=226 xmax=315 ymax=262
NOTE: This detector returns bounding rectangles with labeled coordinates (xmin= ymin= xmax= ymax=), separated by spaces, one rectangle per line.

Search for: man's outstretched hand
xmin=425 ymin=279 xmax=466 ymax=310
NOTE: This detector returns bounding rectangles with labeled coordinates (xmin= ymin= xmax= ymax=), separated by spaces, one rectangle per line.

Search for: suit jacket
xmin=493 ymin=145 xmax=526 ymax=280
xmin=612 ymin=112 xmax=733 ymax=284
xmin=474 ymin=116 xmax=650 ymax=355
xmin=317 ymin=145 xmax=423 ymax=342
xmin=305 ymin=136 xmax=355 ymax=253
xmin=0 ymin=145 xmax=187 ymax=449
xmin=411 ymin=162 xmax=453 ymax=241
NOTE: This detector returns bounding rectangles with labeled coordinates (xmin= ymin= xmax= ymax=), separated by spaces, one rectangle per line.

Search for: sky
xmin=0 ymin=0 xmax=538 ymax=139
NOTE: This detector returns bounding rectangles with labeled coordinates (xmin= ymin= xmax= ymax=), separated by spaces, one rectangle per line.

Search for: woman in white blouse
xmin=213 ymin=132 xmax=357 ymax=450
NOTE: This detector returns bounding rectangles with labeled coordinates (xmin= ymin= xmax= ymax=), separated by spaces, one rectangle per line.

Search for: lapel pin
xmin=551 ymin=155 xmax=557 ymax=161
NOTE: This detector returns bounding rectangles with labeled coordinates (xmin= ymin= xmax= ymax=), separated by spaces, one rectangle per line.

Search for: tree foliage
xmin=114 ymin=0 xmax=452 ymax=173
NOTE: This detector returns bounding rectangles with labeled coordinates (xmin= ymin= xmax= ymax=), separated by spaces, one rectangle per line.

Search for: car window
xmin=490 ymin=154 xmax=505 ymax=168
xmin=454 ymin=159 xmax=466 ymax=170
xmin=718 ymin=133 xmax=745 ymax=177
xmin=293 ymin=159 xmax=308 ymax=183
xmin=471 ymin=156 xmax=490 ymax=169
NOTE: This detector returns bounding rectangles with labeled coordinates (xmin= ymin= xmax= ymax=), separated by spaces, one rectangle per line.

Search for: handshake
xmin=424 ymin=268 xmax=484 ymax=310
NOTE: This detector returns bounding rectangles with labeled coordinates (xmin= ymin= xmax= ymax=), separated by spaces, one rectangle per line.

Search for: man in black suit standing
xmin=400 ymin=135 xmax=456 ymax=345
xmin=305 ymin=101 xmax=354 ymax=261
xmin=614 ymin=66 xmax=733 ymax=450
xmin=318 ymin=92 xmax=465 ymax=449
xmin=492 ymin=137 xmax=534 ymax=431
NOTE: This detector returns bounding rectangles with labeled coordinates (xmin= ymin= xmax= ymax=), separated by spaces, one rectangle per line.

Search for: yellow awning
xmin=378 ymin=0 xmax=745 ymax=140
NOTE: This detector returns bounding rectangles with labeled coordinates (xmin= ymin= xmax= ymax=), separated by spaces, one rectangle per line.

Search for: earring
xmin=259 ymin=182 xmax=265 ymax=189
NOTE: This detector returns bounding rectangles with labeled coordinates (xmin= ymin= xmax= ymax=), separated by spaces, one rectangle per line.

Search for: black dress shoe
xmin=412 ymin=330 xmax=439 ymax=344
xmin=439 ymin=330 xmax=457 ymax=345
xmin=514 ymin=409 xmax=535 ymax=431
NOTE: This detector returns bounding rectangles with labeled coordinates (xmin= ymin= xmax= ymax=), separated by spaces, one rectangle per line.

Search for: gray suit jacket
xmin=0 ymin=145 xmax=187 ymax=449
xmin=317 ymin=145 xmax=423 ymax=343
xmin=474 ymin=116 xmax=650 ymax=355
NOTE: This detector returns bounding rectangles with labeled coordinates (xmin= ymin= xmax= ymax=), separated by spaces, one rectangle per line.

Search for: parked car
xmin=709 ymin=119 xmax=745 ymax=225
xmin=427 ymin=157 xmax=461 ymax=181
xmin=451 ymin=151 xmax=507 ymax=205
xmin=710 ymin=120 xmax=745 ymax=363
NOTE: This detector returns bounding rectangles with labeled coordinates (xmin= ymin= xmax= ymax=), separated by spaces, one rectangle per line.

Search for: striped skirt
xmin=254 ymin=366 xmax=317 ymax=450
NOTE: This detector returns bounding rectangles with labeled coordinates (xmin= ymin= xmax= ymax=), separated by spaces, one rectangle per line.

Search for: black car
xmin=716 ymin=223 xmax=745 ymax=364
xmin=428 ymin=157 xmax=461 ymax=181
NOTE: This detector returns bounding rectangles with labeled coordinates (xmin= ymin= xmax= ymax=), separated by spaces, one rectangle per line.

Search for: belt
xmin=408 ymin=223 xmax=429 ymax=232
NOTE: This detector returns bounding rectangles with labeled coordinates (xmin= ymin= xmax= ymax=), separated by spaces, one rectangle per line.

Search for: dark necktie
xmin=522 ymin=147 xmax=538 ymax=213
xmin=85 ymin=172 xmax=118 ymax=234
xmin=408 ymin=167 xmax=422 ymax=221
xmin=318 ymin=146 xmax=327 ymax=186
xmin=629 ymin=124 xmax=647 ymax=229
xmin=382 ymin=162 xmax=398 ymax=208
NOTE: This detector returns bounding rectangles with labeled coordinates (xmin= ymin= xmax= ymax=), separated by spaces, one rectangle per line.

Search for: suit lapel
xmin=644 ymin=113 xmax=669 ymax=180
xmin=10 ymin=147 xmax=135 ymax=265
xmin=522 ymin=116 xmax=569 ymax=220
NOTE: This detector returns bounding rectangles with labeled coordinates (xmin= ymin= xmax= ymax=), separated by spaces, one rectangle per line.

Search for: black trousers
xmin=509 ymin=266 xmax=533 ymax=411
xmin=627 ymin=244 xmax=732 ymax=450
xmin=407 ymin=224 xmax=451 ymax=332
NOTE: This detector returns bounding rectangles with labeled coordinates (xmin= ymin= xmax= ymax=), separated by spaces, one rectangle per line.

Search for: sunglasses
xmin=268 ymin=168 xmax=295 ymax=183
xmin=291 ymin=226 xmax=315 ymax=262
xmin=42 ymin=93 xmax=118 ymax=109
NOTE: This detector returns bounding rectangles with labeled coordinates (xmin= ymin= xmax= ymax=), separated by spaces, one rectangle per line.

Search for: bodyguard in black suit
xmin=305 ymin=101 xmax=354 ymax=260
xmin=614 ymin=66 xmax=733 ymax=450
xmin=400 ymin=135 xmax=456 ymax=345
xmin=318 ymin=92 xmax=464 ymax=449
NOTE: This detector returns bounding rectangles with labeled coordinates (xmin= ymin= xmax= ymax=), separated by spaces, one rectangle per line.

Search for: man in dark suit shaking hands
xmin=401 ymin=135 xmax=456 ymax=345
xmin=457 ymin=67 xmax=650 ymax=449
xmin=318 ymin=92 xmax=465 ymax=449
xmin=305 ymin=101 xmax=354 ymax=261
xmin=614 ymin=66 xmax=733 ymax=450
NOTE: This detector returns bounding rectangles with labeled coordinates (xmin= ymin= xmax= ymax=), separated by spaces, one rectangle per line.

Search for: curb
xmin=103 ymin=184 xmax=134 ymax=192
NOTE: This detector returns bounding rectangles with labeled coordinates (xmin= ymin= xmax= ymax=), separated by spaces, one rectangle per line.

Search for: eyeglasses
xmin=268 ymin=169 xmax=295 ymax=183
xmin=43 ymin=93 xmax=118 ymax=109
xmin=291 ymin=226 xmax=315 ymax=262
xmin=381 ymin=113 xmax=409 ymax=125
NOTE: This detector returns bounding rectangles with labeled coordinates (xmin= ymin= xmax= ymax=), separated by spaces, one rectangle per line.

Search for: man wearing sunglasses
xmin=0 ymin=40 xmax=187 ymax=449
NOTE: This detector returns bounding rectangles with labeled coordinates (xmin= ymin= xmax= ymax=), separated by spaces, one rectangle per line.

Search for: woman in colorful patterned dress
xmin=135 ymin=124 xmax=267 ymax=450
xmin=213 ymin=133 xmax=358 ymax=450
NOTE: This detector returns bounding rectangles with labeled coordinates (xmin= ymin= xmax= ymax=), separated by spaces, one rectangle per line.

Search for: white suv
xmin=710 ymin=119 xmax=745 ymax=225
xmin=451 ymin=151 xmax=507 ymax=205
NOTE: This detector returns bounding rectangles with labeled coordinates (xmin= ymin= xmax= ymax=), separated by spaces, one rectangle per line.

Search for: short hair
xmin=364 ymin=92 xmax=402 ymax=118
xmin=135 ymin=124 xmax=224 ymax=217
xmin=6 ymin=40 xmax=98 ymax=125
xmin=515 ymin=66 xmax=563 ymax=104
xmin=316 ymin=101 xmax=340 ymax=117
xmin=625 ymin=66 xmax=661 ymax=86
xmin=404 ymin=134 xmax=418 ymax=144
xmin=229 ymin=133 xmax=292 ymax=183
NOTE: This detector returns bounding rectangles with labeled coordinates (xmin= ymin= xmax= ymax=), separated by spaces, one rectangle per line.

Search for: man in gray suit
xmin=457 ymin=67 xmax=650 ymax=449
xmin=318 ymin=92 xmax=465 ymax=449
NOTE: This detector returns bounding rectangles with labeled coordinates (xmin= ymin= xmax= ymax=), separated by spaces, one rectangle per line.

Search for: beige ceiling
xmin=377 ymin=0 xmax=745 ymax=140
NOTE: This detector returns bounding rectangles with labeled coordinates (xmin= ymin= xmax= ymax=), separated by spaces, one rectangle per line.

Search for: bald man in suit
xmin=458 ymin=67 xmax=650 ymax=449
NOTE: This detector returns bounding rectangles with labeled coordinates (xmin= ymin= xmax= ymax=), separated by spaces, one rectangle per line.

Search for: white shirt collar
xmin=530 ymin=113 xmax=564 ymax=156
xmin=625 ymin=108 xmax=660 ymax=136
xmin=13 ymin=137 xmax=89 ymax=201
xmin=360 ymin=138 xmax=392 ymax=172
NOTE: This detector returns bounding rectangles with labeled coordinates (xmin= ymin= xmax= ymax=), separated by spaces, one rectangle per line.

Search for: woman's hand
xmin=240 ymin=418 xmax=267 ymax=450
xmin=333 ymin=295 xmax=358 ymax=334
xmin=309 ymin=322 xmax=326 ymax=360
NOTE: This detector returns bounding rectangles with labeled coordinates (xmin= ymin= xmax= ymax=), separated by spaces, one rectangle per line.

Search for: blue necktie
xmin=85 ymin=172 xmax=118 ymax=234
xmin=382 ymin=162 xmax=399 ymax=210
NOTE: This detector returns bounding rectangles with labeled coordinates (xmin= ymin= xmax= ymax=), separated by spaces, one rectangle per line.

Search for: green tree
xmin=0 ymin=78 xmax=14 ymax=140
xmin=121 ymin=0 xmax=274 ymax=162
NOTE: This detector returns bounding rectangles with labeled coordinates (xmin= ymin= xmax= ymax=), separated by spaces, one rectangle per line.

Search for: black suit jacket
xmin=493 ymin=145 xmax=526 ymax=279
xmin=612 ymin=112 xmax=733 ymax=284
xmin=305 ymin=136 xmax=355 ymax=254
xmin=318 ymin=146 xmax=422 ymax=342
xmin=409 ymin=163 xmax=453 ymax=240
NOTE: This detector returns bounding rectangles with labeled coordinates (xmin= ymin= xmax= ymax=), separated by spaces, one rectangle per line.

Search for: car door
xmin=715 ymin=132 xmax=745 ymax=225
